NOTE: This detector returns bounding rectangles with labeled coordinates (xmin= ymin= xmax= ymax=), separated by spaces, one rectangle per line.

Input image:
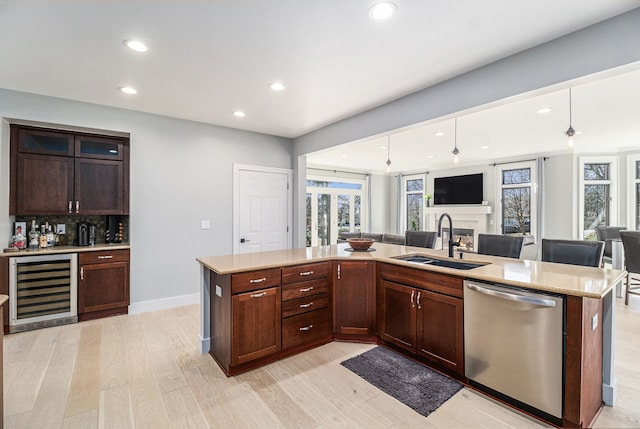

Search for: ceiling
xmin=0 ymin=0 xmax=638 ymax=143
xmin=307 ymin=66 xmax=640 ymax=174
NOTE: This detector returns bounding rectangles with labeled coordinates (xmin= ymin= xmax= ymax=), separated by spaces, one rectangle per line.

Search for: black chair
xmin=541 ymin=239 xmax=604 ymax=267
xmin=405 ymin=230 xmax=437 ymax=248
xmin=595 ymin=226 xmax=627 ymax=265
xmin=476 ymin=234 xmax=525 ymax=259
xmin=381 ymin=233 xmax=405 ymax=245
xmin=619 ymin=231 xmax=640 ymax=305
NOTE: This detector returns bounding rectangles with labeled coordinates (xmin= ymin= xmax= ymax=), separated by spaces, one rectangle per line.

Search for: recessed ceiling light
xmin=369 ymin=2 xmax=396 ymax=20
xmin=379 ymin=145 xmax=387 ymax=150
xmin=123 ymin=39 xmax=148 ymax=52
xmin=269 ymin=82 xmax=285 ymax=91
xmin=340 ymin=155 xmax=348 ymax=159
xmin=427 ymin=155 xmax=434 ymax=159
xmin=481 ymin=145 xmax=489 ymax=150
xmin=537 ymin=107 xmax=552 ymax=114
xmin=233 ymin=110 xmax=246 ymax=118
xmin=119 ymin=86 xmax=137 ymax=95
xmin=435 ymin=131 xmax=445 ymax=137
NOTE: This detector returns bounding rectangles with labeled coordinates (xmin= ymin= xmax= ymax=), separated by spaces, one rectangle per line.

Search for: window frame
xmin=627 ymin=153 xmax=640 ymax=230
xmin=494 ymin=160 xmax=537 ymax=238
xmin=401 ymin=173 xmax=426 ymax=232
xmin=578 ymin=156 xmax=618 ymax=239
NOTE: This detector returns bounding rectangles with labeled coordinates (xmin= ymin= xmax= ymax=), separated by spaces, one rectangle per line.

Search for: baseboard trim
xmin=129 ymin=293 xmax=199 ymax=315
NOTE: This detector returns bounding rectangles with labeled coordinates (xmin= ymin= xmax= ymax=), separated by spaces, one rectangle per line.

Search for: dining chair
xmin=595 ymin=226 xmax=627 ymax=265
xmin=476 ymin=234 xmax=525 ymax=259
xmin=405 ymin=230 xmax=437 ymax=248
xmin=541 ymin=239 xmax=604 ymax=268
xmin=619 ymin=231 xmax=640 ymax=305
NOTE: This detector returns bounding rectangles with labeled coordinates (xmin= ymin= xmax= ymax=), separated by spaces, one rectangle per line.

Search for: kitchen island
xmin=197 ymin=242 xmax=626 ymax=428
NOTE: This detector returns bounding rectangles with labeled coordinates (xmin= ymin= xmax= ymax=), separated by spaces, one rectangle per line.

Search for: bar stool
xmin=541 ymin=239 xmax=604 ymax=268
xmin=619 ymin=231 xmax=640 ymax=305
xmin=477 ymin=234 xmax=525 ymax=259
xmin=405 ymin=230 xmax=437 ymax=248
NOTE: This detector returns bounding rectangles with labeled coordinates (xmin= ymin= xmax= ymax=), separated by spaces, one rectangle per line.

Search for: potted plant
xmin=424 ymin=194 xmax=432 ymax=207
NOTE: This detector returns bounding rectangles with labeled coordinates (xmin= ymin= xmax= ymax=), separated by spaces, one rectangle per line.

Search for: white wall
xmin=369 ymin=174 xmax=393 ymax=233
xmin=0 ymin=89 xmax=293 ymax=307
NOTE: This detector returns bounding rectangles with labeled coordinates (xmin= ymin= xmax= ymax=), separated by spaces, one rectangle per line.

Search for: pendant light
xmin=452 ymin=118 xmax=460 ymax=164
xmin=386 ymin=136 xmax=392 ymax=172
xmin=565 ymin=88 xmax=575 ymax=149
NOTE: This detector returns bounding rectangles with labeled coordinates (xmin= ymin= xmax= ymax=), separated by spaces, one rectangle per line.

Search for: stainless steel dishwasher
xmin=464 ymin=280 xmax=564 ymax=420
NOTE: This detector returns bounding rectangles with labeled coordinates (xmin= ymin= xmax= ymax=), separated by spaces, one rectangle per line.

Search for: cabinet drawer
xmin=232 ymin=268 xmax=281 ymax=294
xmin=282 ymin=308 xmax=332 ymax=350
xmin=281 ymin=294 xmax=329 ymax=318
xmin=378 ymin=263 xmax=463 ymax=298
xmin=79 ymin=249 xmax=130 ymax=265
xmin=281 ymin=262 xmax=329 ymax=285
xmin=281 ymin=278 xmax=329 ymax=301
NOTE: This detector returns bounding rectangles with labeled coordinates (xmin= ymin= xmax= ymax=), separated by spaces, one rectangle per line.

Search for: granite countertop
xmin=196 ymin=242 xmax=626 ymax=299
xmin=1 ymin=243 xmax=130 ymax=258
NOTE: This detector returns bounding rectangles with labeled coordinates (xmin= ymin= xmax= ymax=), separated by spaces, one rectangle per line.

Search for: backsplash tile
xmin=14 ymin=215 xmax=129 ymax=246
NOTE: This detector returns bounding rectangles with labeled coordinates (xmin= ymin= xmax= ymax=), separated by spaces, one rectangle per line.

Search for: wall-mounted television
xmin=434 ymin=173 xmax=483 ymax=205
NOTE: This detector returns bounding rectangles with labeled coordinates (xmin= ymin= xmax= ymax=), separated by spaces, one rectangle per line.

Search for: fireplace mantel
xmin=425 ymin=205 xmax=492 ymax=215
xmin=426 ymin=205 xmax=493 ymax=251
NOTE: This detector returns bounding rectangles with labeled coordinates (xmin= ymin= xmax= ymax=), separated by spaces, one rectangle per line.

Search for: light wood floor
xmin=3 ymin=297 xmax=640 ymax=429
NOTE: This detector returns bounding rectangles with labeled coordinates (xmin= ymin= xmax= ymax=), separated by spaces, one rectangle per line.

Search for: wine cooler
xmin=9 ymin=253 xmax=78 ymax=333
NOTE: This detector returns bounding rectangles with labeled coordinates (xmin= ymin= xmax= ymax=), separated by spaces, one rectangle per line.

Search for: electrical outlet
xmin=56 ymin=224 xmax=66 ymax=234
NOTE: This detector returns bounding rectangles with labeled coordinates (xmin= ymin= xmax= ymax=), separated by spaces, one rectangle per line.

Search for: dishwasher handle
xmin=466 ymin=283 xmax=557 ymax=307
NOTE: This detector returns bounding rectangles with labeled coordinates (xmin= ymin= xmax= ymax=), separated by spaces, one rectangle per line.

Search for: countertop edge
xmin=2 ymin=244 xmax=130 ymax=257
xmin=196 ymin=244 xmax=626 ymax=300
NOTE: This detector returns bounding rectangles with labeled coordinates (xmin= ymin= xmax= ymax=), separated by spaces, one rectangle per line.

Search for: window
xmin=495 ymin=161 xmax=536 ymax=236
xmin=402 ymin=174 xmax=425 ymax=231
xmin=579 ymin=156 xmax=617 ymax=239
xmin=306 ymin=177 xmax=366 ymax=246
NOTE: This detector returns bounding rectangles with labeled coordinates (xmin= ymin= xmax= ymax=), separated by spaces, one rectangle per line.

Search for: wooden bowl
xmin=346 ymin=238 xmax=374 ymax=250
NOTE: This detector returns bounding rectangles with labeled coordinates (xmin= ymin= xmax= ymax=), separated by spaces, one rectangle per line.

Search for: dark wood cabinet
xmin=416 ymin=288 xmax=464 ymax=372
xmin=281 ymin=262 xmax=332 ymax=349
xmin=377 ymin=263 xmax=464 ymax=375
xmin=78 ymin=249 xmax=130 ymax=321
xmin=379 ymin=279 xmax=416 ymax=349
xmin=333 ymin=261 xmax=376 ymax=339
xmin=10 ymin=125 xmax=129 ymax=215
xmin=231 ymin=286 xmax=281 ymax=366
xmin=15 ymin=153 xmax=75 ymax=215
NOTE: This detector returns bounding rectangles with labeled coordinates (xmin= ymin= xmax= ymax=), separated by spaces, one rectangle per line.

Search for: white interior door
xmin=234 ymin=165 xmax=292 ymax=254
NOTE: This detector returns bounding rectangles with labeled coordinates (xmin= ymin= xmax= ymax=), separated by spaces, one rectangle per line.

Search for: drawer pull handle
xmin=417 ymin=291 xmax=422 ymax=310
xmin=80 ymin=267 xmax=84 ymax=280
xmin=68 ymin=201 xmax=73 ymax=213
xmin=299 ymin=271 xmax=314 ymax=276
xmin=411 ymin=290 xmax=415 ymax=308
xmin=250 ymin=292 xmax=267 ymax=298
xmin=299 ymin=302 xmax=314 ymax=308
xmin=249 ymin=277 xmax=267 ymax=283
xmin=299 ymin=286 xmax=314 ymax=292
xmin=299 ymin=324 xmax=314 ymax=332
xmin=98 ymin=255 xmax=113 ymax=259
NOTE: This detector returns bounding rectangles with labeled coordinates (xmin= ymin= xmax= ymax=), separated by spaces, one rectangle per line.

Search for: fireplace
xmin=425 ymin=205 xmax=492 ymax=252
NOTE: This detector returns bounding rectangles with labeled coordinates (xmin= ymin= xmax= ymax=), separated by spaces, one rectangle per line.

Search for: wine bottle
xmin=46 ymin=223 xmax=55 ymax=247
xmin=29 ymin=219 xmax=39 ymax=250
xmin=39 ymin=225 xmax=48 ymax=249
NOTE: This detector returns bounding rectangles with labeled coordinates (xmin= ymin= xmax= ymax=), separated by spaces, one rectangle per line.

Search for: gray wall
xmin=0 ymin=89 xmax=292 ymax=305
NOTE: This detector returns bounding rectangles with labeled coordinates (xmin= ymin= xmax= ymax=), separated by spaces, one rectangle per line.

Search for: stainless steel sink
xmin=392 ymin=254 xmax=489 ymax=270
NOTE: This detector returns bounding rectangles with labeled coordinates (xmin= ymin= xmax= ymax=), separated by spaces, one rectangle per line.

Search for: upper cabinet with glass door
xmin=10 ymin=125 xmax=129 ymax=215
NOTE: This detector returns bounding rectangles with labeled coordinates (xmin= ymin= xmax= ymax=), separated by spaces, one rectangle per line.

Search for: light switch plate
xmin=56 ymin=224 xmax=66 ymax=234
xmin=591 ymin=313 xmax=598 ymax=331
xmin=200 ymin=220 xmax=211 ymax=230
xmin=215 ymin=285 xmax=222 ymax=297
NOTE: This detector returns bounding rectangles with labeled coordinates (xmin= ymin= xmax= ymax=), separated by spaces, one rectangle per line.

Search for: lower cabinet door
xmin=282 ymin=308 xmax=332 ymax=350
xmin=416 ymin=289 xmax=464 ymax=374
xmin=79 ymin=261 xmax=129 ymax=313
xmin=379 ymin=279 xmax=416 ymax=351
xmin=232 ymin=287 xmax=281 ymax=366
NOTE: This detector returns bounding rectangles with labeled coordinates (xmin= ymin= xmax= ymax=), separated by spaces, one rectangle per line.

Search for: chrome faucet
xmin=437 ymin=213 xmax=461 ymax=258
